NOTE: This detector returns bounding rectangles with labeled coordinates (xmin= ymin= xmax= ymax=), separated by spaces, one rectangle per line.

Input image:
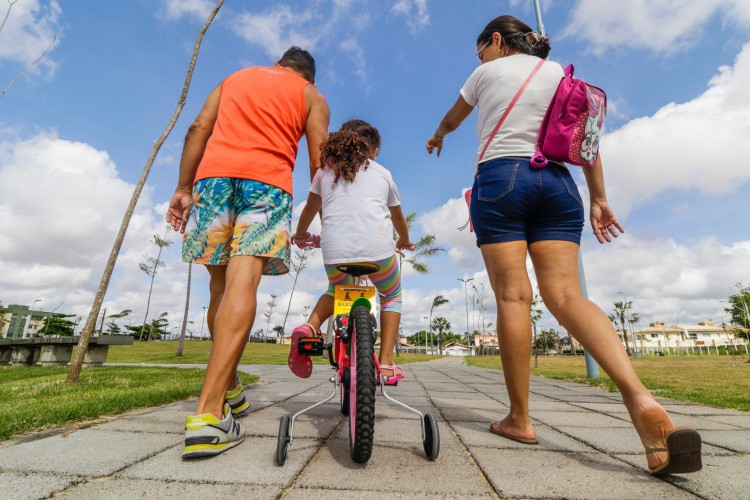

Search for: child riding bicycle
xmin=288 ymin=119 xmax=413 ymax=384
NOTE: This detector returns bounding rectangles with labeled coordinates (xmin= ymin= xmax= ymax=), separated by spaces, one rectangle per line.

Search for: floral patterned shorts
xmin=182 ymin=177 xmax=292 ymax=275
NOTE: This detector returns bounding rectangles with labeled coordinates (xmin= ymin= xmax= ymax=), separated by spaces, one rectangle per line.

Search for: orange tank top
xmin=194 ymin=66 xmax=309 ymax=195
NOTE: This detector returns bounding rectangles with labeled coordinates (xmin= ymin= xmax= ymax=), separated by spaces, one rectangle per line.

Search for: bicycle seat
xmin=335 ymin=262 xmax=380 ymax=277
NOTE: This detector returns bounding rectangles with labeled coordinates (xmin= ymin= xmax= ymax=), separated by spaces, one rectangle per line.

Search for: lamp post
xmin=423 ymin=315 xmax=429 ymax=354
xmin=23 ymin=299 xmax=41 ymax=338
xmin=200 ymin=306 xmax=207 ymax=339
xmin=458 ymin=277 xmax=474 ymax=355
xmin=303 ymin=305 xmax=310 ymax=323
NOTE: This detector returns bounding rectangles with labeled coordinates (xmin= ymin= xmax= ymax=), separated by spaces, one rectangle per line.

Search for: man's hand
xmin=590 ymin=200 xmax=624 ymax=244
xmin=166 ymin=190 xmax=192 ymax=234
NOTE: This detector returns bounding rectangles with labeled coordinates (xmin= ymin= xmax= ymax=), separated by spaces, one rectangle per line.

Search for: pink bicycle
xmin=275 ymin=235 xmax=440 ymax=465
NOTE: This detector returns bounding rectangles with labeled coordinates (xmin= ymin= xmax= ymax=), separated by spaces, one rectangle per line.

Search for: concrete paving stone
xmin=667 ymin=414 xmax=742 ymax=430
xmin=471 ymin=448 xmax=694 ymax=499
xmin=333 ymin=416 xmax=453 ymax=447
xmin=244 ymin=402 xmax=343 ymax=438
xmin=120 ymin=436 xmax=319 ymax=485
xmin=0 ymin=430 xmax=181 ymax=477
xmin=90 ymin=408 xmax=194 ymax=435
xmin=659 ymin=404 xmax=743 ymax=416
xmin=0 ymin=471 xmax=78 ymax=500
xmin=380 ymin=395 xmax=432 ymax=407
xmin=527 ymin=401 xmax=588 ymax=412
xmin=542 ymin=394 xmax=624 ymax=404
xmin=283 ymin=486 xmax=496 ymax=499
xmin=423 ymin=390 xmax=486 ymax=400
xmin=556 ymin=427 xmax=737 ymax=456
xmin=440 ymin=407 xmax=507 ymax=423
xmin=430 ymin=397 xmax=507 ymax=411
xmin=698 ymin=429 xmax=750 ymax=453
xmin=530 ymin=410 xmax=632 ymax=428
xmin=56 ymin=478 xmax=283 ymax=499
xmin=295 ymin=437 xmax=495 ymax=496
xmin=614 ymin=454 xmax=750 ymax=499
xmin=700 ymin=414 xmax=750 ymax=429
xmin=569 ymin=402 xmax=635 ymax=413
xmin=453 ymin=421 xmax=595 ymax=452
xmin=371 ymin=401 xmax=435 ymax=420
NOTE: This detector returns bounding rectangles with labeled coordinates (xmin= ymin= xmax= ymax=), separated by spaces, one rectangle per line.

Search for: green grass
xmin=466 ymin=354 xmax=750 ymax=411
xmin=107 ymin=339 xmax=444 ymax=365
xmin=0 ymin=366 xmax=258 ymax=441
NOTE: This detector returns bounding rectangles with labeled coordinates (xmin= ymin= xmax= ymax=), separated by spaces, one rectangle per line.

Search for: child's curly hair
xmin=320 ymin=130 xmax=370 ymax=183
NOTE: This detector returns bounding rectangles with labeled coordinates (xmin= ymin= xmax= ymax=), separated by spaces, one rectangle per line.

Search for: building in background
xmin=633 ymin=321 xmax=748 ymax=352
xmin=0 ymin=304 xmax=55 ymax=339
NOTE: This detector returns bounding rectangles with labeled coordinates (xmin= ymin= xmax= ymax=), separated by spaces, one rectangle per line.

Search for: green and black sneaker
xmin=226 ymin=382 xmax=249 ymax=416
xmin=182 ymin=402 xmax=244 ymax=459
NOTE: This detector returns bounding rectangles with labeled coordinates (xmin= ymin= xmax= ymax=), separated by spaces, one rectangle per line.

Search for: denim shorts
xmin=470 ymin=157 xmax=584 ymax=246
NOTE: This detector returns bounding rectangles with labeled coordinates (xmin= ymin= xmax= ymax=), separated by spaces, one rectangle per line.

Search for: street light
xmin=23 ymin=299 xmax=41 ymax=338
xmin=303 ymin=305 xmax=310 ymax=323
xmin=200 ymin=306 xmax=207 ymax=339
xmin=423 ymin=315 xmax=429 ymax=354
xmin=458 ymin=277 xmax=474 ymax=355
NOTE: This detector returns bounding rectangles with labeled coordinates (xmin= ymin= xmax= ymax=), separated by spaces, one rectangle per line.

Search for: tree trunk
xmin=176 ymin=263 xmax=191 ymax=357
xmin=66 ymin=0 xmax=225 ymax=384
xmin=620 ymin=318 xmax=631 ymax=356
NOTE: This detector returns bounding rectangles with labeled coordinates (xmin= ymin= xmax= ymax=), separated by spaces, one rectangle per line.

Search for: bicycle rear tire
xmin=349 ymin=305 xmax=376 ymax=463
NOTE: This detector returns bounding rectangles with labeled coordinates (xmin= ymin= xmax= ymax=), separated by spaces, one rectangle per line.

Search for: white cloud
xmin=563 ymin=0 xmax=750 ymax=55
xmin=0 ymin=131 xmax=195 ymax=331
xmin=0 ymin=0 xmax=60 ymax=74
xmin=231 ymin=5 xmax=318 ymax=58
xmin=159 ymin=0 xmax=213 ymax=22
xmin=600 ymin=43 xmax=750 ymax=216
xmin=391 ymin=0 xmax=429 ymax=35
xmin=419 ymin=190 xmax=482 ymax=269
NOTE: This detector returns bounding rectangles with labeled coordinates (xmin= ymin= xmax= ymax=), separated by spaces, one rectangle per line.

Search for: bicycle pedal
xmin=297 ymin=336 xmax=325 ymax=356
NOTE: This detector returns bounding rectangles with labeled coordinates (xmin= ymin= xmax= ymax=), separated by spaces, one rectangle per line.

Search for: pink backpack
xmin=531 ymin=64 xmax=606 ymax=168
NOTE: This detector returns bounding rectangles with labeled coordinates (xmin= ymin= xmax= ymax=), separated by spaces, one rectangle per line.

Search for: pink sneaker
xmin=288 ymin=324 xmax=315 ymax=378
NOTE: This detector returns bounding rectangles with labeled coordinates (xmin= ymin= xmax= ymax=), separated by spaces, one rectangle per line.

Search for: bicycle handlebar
xmin=291 ymin=234 xmax=415 ymax=255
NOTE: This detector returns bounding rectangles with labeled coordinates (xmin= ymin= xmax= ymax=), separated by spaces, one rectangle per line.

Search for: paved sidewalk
xmin=1 ymin=357 xmax=749 ymax=499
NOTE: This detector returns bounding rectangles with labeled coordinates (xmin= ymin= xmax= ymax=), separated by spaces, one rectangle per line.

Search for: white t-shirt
xmin=460 ymin=54 xmax=564 ymax=163
xmin=310 ymin=160 xmax=401 ymax=264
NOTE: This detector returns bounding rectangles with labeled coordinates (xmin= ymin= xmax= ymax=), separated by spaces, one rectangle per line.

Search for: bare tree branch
xmin=66 ymin=0 xmax=225 ymax=383
xmin=0 ymin=0 xmax=19 ymax=33
xmin=0 ymin=35 xmax=56 ymax=100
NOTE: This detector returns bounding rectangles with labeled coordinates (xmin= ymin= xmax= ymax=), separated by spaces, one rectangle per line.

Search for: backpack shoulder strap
xmin=477 ymin=58 xmax=546 ymax=164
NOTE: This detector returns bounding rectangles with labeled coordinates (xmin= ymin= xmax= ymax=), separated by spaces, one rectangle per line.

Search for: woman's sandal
xmin=288 ymin=323 xmax=316 ymax=378
xmin=647 ymin=426 xmax=702 ymax=475
xmin=379 ymin=364 xmax=405 ymax=386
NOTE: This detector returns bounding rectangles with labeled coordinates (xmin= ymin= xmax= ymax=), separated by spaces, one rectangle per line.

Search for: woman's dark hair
xmin=340 ymin=119 xmax=381 ymax=152
xmin=278 ymin=46 xmax=316 ymax=83
xmin=320 ymin=130 xmax=370 ymax=183
xmin=477 ymin=15 xmax=551 ymax=59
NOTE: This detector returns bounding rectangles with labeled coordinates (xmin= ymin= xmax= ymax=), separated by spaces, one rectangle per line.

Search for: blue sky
xmin=1 ymin=0 xmax=749 ymax=337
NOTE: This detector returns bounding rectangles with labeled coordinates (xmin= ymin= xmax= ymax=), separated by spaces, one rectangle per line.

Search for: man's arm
xmin=166 ymin=85 xmax=221 ymax=233
xmin=304 ymin=85 xmax=330 ymax=181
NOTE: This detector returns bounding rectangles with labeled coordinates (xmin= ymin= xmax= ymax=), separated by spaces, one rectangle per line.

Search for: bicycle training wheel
xmin=349 ymin=305 xmax=376 ymax=463
xmin=275 ymin=415 xmax=290 ymax=466
xmin=423 ymin=413 xmax=440 ymax=461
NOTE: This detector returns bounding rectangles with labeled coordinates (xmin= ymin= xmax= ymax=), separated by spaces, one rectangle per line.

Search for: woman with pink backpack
xmin=425 ymin=14 xmax=701 ymax=476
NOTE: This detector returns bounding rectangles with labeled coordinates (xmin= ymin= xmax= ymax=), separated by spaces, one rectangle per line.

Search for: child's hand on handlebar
xmin=291 ymin=232 xmax=321 ymax=249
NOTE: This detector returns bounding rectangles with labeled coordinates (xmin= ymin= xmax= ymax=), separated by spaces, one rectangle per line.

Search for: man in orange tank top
xmin=166 ymin=47 xmax=330 ymax=459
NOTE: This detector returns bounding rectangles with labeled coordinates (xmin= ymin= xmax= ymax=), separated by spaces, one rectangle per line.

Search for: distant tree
xmin=281 ymin=248 xmax=314 ymax=335
xmin=263 ymin=293 xmax=279 ymax=340
xmin=39 ymin=314 xmax=76 ymax=336
xmin=138 ymin=229 xmax=172 ymax=341
xmin=105 ymin=309 xmax=132 ymax=335
xmin=66 ymin=0 xmax=225 ymax=383
xmin=176 ymin=263 xmax=192 ymax=357
xmin=431 ymin=316 xmax=451 ymax=355
xmin=407 ymin=330 xmax=431 ymax=346
xmin=531 ymin=293 xmax=543 ymax=367
xmin=610 ymin=300 xmax=634 ymax=356
xmin=398 ymin=213 xmax=444 ymax=275
xmin=725 ymin=283 xmax=750 ymax=331
xmin=429 ymin=295 xmax=449 ymax=354
xmin=535 ymin=328 xmax=558 ymax=350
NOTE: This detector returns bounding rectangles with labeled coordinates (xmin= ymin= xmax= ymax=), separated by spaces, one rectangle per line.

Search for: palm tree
xmin=398 ymin=213 xmax=444 ymax=274
xmin=66 ymin=0 xmax=225 ymax=383
xmin=106 ymin=309 xmax=132 ymax=335
xmin=138 ymin=228 xmax=172 ymax=341
xmin=611 ymin=300 xmax=633 ymax=356
xmin=263 ymin=293 xmax=279 ymax=339
xmin=429 ymin=295 xmax=449 ymax=355
xmin=431 ymin=317 xmax=451 ymax=355
xmin=147 ymin=312 xmax=169 ymax=342
xmin=176 ymin=263 xmax=192 ymax=357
